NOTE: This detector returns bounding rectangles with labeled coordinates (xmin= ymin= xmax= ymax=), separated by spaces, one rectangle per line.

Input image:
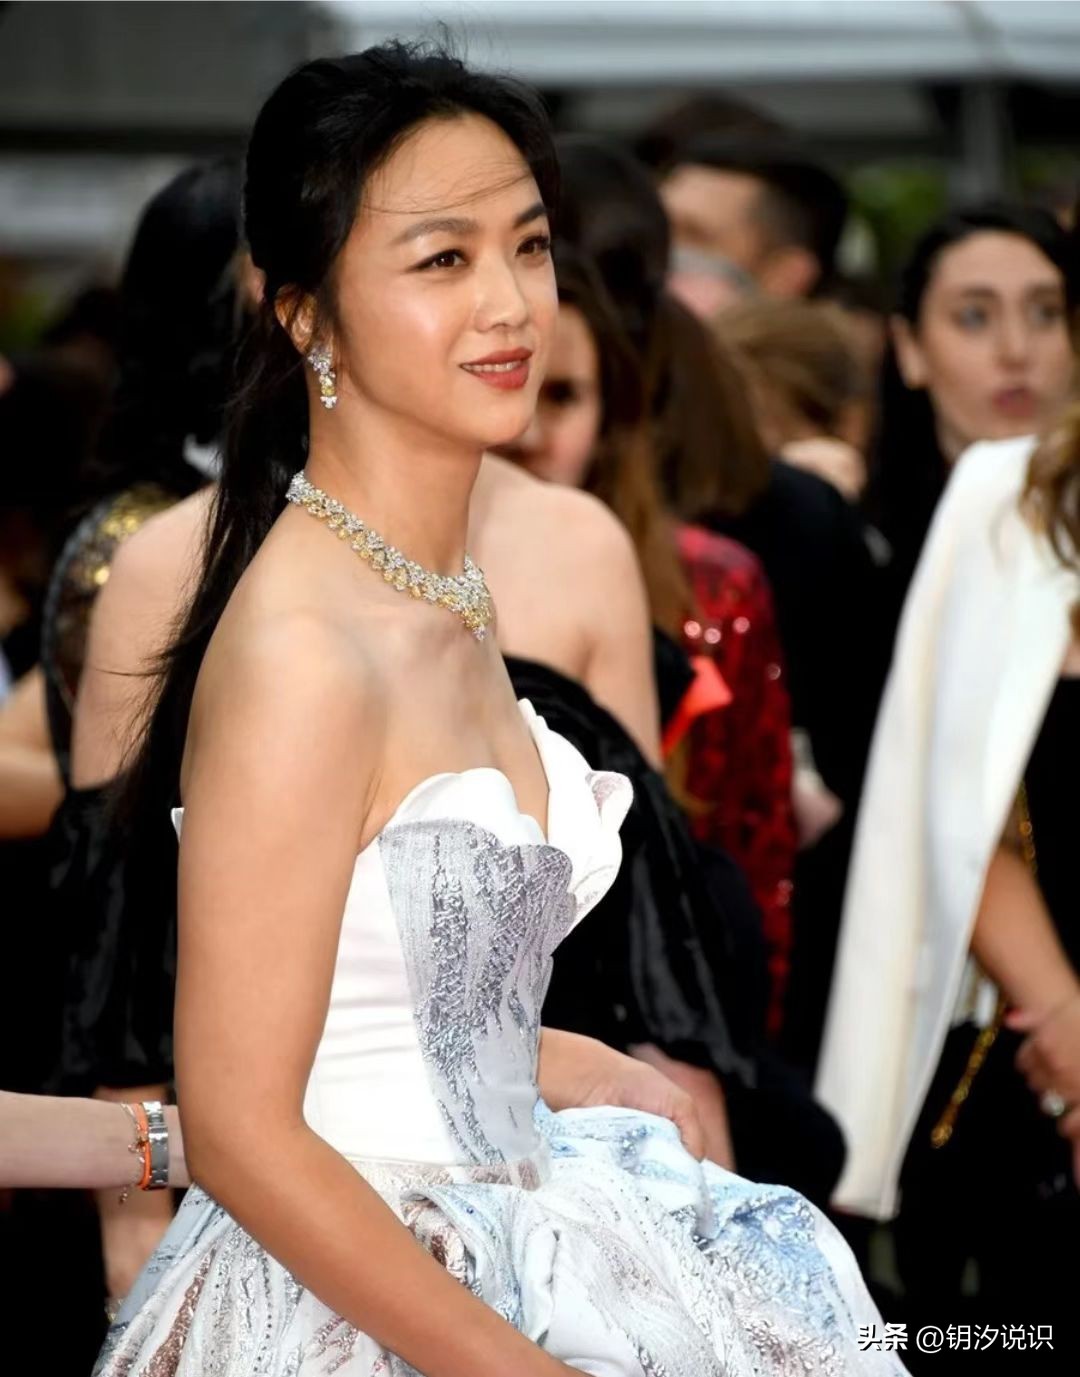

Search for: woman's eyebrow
xmin=949 ymin=281 xmax=1063 ymax=300
xmin=514 ymin=200 xmax=548 ymax=228
xmin=950 ymin=284 xmax=997 ymax=296
xmin=392 ymin=200 xmax=548 ymax=247
xmin=393 ymin=215 xmax=477 ymax=246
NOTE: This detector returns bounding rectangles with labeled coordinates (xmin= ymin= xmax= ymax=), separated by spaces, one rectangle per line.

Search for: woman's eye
xmin=520 ymin=234 xmax=552 ymax=257
xmin=1030 ymin=300 xmax=1065 ymax=327
xmin=418 ymin=249 xmax=465 ymax=271
xmin=542 ymin=380 xmax=580 ymax=407
xmin=953 ymin=306 xmax=989 ymax=331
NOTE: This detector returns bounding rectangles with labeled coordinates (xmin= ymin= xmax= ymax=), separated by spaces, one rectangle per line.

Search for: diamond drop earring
xmin=308 ymin=344 xmax=338 ymax=410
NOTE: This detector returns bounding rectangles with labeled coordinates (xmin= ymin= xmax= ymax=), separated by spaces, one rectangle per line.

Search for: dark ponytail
xmin=81 ymin=159 xmax=244 ymax=508
xmin=117 ymin=41 xmax=557 ymax=821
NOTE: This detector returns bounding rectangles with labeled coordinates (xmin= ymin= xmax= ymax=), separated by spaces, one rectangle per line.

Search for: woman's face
xmin=894 ymin=231 xmax=1074 ymax=460
xmin=497 ymin=303 xmax=602 ymax=487
xmin=330 ymin=114 xmax=557 ymax=450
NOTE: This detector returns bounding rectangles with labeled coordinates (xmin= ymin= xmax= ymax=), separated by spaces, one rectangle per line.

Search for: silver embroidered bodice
xmin=172 ymin=700 xmax=630 ymax=1168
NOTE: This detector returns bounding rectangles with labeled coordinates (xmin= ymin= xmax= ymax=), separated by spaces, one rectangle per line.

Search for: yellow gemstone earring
xmin=308 ymin=344 xmax=338 ymax=410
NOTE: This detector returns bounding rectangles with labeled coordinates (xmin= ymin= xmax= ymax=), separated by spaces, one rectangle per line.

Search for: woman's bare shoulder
xmin=185 ymin=585 xmax=388 ymax=820
xmin=479 ymin=455 xmax=638 ymax=571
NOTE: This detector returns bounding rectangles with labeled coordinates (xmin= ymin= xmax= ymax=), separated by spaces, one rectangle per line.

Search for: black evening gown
xmin=41 ymin=487 xmax=184 ymax=1094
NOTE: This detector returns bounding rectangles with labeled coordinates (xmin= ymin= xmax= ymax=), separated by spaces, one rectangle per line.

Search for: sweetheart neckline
xmin=373 ymin=699 xmax=551 ymax=847
xmin=373 ymin=765 xmax=550 ymax=852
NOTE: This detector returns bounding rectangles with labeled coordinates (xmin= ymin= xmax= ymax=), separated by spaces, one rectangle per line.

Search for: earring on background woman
xmin=308 ymin=344 xmax=337 ymax=409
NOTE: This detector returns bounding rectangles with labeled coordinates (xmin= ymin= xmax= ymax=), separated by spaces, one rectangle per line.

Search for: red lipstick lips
xmin=460 ymin=347 xmax=532 ymax=391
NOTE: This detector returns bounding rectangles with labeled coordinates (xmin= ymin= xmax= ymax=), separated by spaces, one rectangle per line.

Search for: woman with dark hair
xmin=550 ymin=143 xmax=796 ymax=1012
xmin=42 ymin=157 xmax=243 ymax=774
xmin=554 ymin=135 xmax=772 ymax=521
xmin=868 ymin=203 xmax=1075 ymax=614
xmin=94 ymin=44 xmax=899 ymax=1376
xmin=501 ymin=241 xmax=856 ymax=1205
xmin=556 ymin=135 xmax=884 ymax=1072
xmin=500 ymin=243 xmax=797 ymax=1039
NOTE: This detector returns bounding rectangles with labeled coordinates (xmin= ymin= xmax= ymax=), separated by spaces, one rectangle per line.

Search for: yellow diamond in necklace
xmin=286 ymin=471 xmax=494 ymax=641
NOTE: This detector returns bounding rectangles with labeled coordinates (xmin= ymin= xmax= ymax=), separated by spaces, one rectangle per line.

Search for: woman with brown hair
xmin=556 ymin=136 xmax=887 ymax=1071
xmin=500 ymin=244 xmax=859 ymax=1214
xmin=818 ymin=415 xmax=1080 ymax=1330
xmin=718 ymin=296 xmax=873 ymax=502
xmin=501 ymin=242 xmax=797 ymax=1040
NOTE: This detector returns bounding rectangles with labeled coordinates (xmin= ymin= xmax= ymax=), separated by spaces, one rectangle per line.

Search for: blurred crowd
xmin=3 ymin=74 xmax=1080 ymax=1373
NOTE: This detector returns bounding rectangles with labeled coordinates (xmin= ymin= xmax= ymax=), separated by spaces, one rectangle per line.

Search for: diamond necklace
xmin=285 ymin=471 xmax=494 ymax=641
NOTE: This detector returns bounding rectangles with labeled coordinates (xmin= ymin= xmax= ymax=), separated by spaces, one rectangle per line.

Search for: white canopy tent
xmin=322 ymin=1 xmax=1080 ymax=198
xmin=322 ymin=2 xmax=1080 ymax=86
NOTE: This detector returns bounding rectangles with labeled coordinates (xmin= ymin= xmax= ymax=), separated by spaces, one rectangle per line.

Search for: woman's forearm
xmin=0 ymin=1092 xmax=186 ymax=1189
xmin=186 ymin=1117 xmax=564 ymax=1377
xmin=970 ymin=845 xmax=1080 ymax=1019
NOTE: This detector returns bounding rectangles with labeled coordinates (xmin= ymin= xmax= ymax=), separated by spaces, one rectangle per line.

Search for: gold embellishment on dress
xmin=286 ymin=470 xmax=494 ymax=641
xmin=931 ymin=781 xmax=1037 ymax=1149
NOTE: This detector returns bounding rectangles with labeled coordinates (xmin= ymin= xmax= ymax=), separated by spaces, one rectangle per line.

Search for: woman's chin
xmin=476 ymin=414 xmax=540 ymax=452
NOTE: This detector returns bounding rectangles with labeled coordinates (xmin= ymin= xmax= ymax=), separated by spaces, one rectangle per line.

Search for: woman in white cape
xmin=817 ymin=430 xmax=1080 ymax=1321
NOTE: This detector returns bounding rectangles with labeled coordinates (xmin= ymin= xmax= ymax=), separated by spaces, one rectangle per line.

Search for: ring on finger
xmin=1040 ymin=1089 xmax=1068 ymax=1119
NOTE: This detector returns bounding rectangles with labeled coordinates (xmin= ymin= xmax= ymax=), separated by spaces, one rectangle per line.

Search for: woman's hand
xmin=791 ymin=766 xmax=843 ymax=850
xmin=628 ymin=1043 xmax=734 ymax=1169
xmin=538 ymin=1030 xmax=705 ymax=1159
xmin=1007 ymin=992 xmax=1080 ymax=1111
xmin=1007 ymin=990 xmax=1080 ymax=1184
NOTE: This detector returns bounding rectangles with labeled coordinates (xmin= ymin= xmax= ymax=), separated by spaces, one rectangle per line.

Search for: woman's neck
xmin=305 ymin=404 xmax=481 ymax=576
xmin=933 ymin=414 xmax=971 ymax=468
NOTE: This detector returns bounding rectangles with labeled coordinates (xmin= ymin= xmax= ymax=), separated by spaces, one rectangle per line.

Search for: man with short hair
xmin=660 ymin=135 xmax=848 ymax=316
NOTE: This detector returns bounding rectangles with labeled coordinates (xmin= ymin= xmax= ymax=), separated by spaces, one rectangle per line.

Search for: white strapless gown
xmin=96 ymin=702 xmax=905 ymax=1376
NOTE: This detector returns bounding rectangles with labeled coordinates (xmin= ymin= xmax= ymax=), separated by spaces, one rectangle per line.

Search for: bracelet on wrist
xmin=118 ymin=1100 xmax=170 ymax=1203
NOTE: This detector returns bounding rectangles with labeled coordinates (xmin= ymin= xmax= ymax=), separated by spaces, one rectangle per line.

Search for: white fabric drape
xmin=816 ymin=435 xmax=1076 ymax=1220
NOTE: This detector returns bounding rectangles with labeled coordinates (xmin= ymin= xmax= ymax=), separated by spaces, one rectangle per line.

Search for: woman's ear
xmin=891 ymin=314 xmax=927 ymax=390
xmin=274 ymin=288 xmax=321 ymax=357
xmin=234 ymin=252 xmax=265 ymax=310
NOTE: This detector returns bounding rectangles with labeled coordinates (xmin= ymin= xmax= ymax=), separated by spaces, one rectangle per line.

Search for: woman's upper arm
xmin=578 ymin=510 xmax=661 ymax=764
xmin=174 ymin=619 xmax=382 ymax=1141
xmin=72 ymin=495 xmax=210 ymax=787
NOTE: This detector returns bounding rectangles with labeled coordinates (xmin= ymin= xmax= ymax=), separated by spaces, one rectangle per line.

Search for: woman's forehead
xmin=932 ymin=232 xmax=1062 ymax=292
xmin=362 ymin=115 xmax=538 ymax=228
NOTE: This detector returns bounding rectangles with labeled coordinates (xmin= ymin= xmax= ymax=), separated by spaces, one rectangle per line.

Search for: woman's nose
xmin=475 ymin=255 xmax=530 ymax=332
xmin=997 ymin=312 xmax=1032 ymax=367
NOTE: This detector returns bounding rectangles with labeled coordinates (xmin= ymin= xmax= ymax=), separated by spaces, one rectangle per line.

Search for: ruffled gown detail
xmin=96 ymin=702 xmax=903 ymax=1376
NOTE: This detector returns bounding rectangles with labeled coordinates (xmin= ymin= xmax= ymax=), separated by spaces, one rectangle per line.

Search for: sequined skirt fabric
xmin=96 ymin=1106 xmax=905 ymax=1377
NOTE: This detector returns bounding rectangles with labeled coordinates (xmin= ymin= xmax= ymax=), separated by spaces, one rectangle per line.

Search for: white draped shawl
xmin=816 ymin=436 xmax=1076 ymax=1220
